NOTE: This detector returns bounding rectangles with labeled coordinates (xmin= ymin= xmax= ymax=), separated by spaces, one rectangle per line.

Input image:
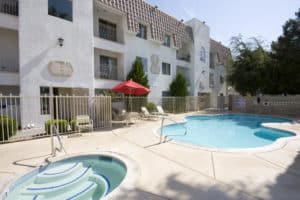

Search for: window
xmin=209 ymin=53 xmax=215 ymax=69
xmin=200 ymin=47 xmax=206 ymax=62
xmin=136 ymin=57 xmax=148 ymax=72
xmin=220 ymin=76 xmax=225 ymax=84
xmin=217 ymin=53 xmax=221 ymax=63
xmin=98 ymin=55 xmax=118 ymax=80
xmin=99 ymin=19 xmax=117 ymax=41
xmin=209 ymin=73 xmax=214 ymax=88
xmin=48 ymin=0 xmax=73 ymax=22
xmin=40 ymin=87 xmax=50 ymax=115
xmin=136 ymin=24 xmax=147 ymax=39
xmin=163 ymin=34 xmax=171 ymax=47
xmin=162 ymin=62 xmax=171 ymax=75
xmin=162 ymin=91 xmax=170 ymax=96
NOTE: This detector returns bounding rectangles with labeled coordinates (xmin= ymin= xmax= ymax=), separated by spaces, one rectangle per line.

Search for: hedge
xmin=146 ymin=102 xmax=157 ymax=112
xmin=45 ymin=119 xmax=68 ymax=135
xmin=70 ymin=119 xmax=77 ymax=131
xmin=0 ymin=115 xmax=17 ymax=141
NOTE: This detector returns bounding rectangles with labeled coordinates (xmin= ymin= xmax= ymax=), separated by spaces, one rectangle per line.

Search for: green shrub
xmin=146 ymin=102 xmax=157 ymax=112
xmin=45 ymin=119 xmax=68 ymax=135
xmin=70 ymin=119 xmax=77 ymax=131
xmin=0 ymin=115 xmax=17 ymax=141
xmin=169 ymin=74 xmax=188 ymax=97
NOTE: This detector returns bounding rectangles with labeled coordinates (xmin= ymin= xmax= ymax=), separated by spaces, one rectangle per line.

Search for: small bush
xmin=45 ymin=119 xmax=68 ymax=135
xmin=0 ymin=115 xmax=17 ymax=141
xmin=70 ymin=119 xmax=77 ymax=131
xmin=146 ymin=102 xmax=157 ymax=112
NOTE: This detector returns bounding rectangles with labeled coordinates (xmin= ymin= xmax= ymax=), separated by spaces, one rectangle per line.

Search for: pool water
xmin=162 ymin=114 xmax=295 ymax=149
xmin=4 ymin=155 xmax=126 ymax=200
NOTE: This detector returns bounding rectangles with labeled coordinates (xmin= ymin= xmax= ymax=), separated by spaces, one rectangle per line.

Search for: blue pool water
xmin=4 ymin=155 xmax=126 ymax=200
xmin=162 ymin=114 xmax=295 ymax=149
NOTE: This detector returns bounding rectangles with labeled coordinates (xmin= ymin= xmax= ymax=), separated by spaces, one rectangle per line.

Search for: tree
xmin=228 ymin=36 xmax=272 ymax=96
xmin=271 ymin=9 xmax=300 ymax=94
xmin=126 ymin=59 xmax=149 ymax=88
xmin=169 ymin=74 xmax=188 ymax=96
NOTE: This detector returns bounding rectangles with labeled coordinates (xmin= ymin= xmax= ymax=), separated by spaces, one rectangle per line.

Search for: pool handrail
xmin=52 ymin=125 xmax=67 ymax=155
xmin=160 ymin=117 xmax=187 ymax=143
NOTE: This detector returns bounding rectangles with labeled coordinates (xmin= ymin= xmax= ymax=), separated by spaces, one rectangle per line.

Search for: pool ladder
xmin=160 ymin=117 xmax=188 ymax=143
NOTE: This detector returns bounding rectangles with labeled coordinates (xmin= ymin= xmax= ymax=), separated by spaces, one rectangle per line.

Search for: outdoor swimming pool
xmin=3 ymin=155 xmax=127 ymax=200
xmin=162 ymin=114 xmax=295 ymax=149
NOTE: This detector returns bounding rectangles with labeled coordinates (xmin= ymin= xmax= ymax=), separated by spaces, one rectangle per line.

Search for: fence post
xmin=172 ymin=97 xmax=175 ymax=113
xmin=49 ymin=96 xmax=55 ymax=156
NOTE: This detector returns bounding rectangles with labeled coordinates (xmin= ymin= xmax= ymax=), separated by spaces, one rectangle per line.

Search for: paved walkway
xmin=1 ymin=114 xmax=300 ymax=200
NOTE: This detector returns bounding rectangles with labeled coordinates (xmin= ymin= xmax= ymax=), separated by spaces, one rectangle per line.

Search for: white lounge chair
xmin=156 ymin=105 xmax=168 ymax=116
xmin=141 ymin=107 xmax=159 ymax=120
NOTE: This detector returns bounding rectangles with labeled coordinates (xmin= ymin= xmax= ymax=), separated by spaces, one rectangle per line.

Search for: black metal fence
xmin=0 ymin=0 xmax=18 ymax=16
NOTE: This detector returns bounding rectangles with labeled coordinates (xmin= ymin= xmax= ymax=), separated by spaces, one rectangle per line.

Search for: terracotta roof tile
xmin=96 ymin=0 xmax=193 ymax=48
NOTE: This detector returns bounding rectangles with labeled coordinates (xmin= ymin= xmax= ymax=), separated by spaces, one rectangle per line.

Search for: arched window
xmin=200 ymin=47 xmax=206 ymax=62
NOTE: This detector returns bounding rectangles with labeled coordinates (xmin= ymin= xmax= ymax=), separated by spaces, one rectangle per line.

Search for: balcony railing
xmin=0 ymin=58 xmax=19 ymax=73
xmin=95 ymin=64 xmax=118 ymax=80
xmin=176 ymin=50 xmax=190 ymax=62
xmin=99 ymin=20 xmax=117 ymax=42
xmin=0 ymin=0 xmax=18 ymax=16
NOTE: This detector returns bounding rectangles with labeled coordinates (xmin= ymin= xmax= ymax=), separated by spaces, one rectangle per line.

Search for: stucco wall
xmin=186 ymin=19 xmax=211 ymax=96
xmin=19 ymin=0 xmax=94 ymax=127
xmin=124 ymin=33 xmax=178 ymax=98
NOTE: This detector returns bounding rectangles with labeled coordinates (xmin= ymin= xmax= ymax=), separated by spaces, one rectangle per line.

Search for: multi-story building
xmin=0 ymin=0 xmax=231 ymax=127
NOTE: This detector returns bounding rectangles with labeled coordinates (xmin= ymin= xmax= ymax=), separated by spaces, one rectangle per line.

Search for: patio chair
xmin=112 ymin=109 xmax=132 ymax=126
xmin=140 ymin=107 xmax=159 ymax=120
xmin=156 ymin=105 xmax=168 ymax=116
xmin=76 ymin=115 xmax=93 ymax=133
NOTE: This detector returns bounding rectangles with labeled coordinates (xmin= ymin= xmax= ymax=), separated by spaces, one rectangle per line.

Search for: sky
xmin=146 ymin=0 xmax=299 ymax=47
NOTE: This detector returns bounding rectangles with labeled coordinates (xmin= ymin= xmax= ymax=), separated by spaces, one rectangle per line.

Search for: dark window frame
xmin=99 ymin=19 xmax=117 ymax=41
xmin=40 ymin=87 xmax=50 ymax=115
xmin=98 ymin=55 xmax=118 ymax=80
xmin=48 ymin=0 xmax=73 ymax=22
xmin=162 ymin=62 xmax=171 ymax=75
xmin=136 ymin=24 xmax=147 ymax=39
xmin=200 ymin=47 xmax=206 ymax=62
xmin=163 ymin=34 xmax=171 ymax=47
xmin=136 ymin=56 xmax=148 ymax=73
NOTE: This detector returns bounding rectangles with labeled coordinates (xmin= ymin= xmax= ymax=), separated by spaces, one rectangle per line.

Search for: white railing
xmin=160 ymin=117 xmax=187 ymax=143
xmin=0 ymin=95 xmax=112 ymax=144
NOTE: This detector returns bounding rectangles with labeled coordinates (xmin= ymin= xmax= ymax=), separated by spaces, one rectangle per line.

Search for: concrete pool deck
xmin=1 ymin=113 xmax=300 ymax=200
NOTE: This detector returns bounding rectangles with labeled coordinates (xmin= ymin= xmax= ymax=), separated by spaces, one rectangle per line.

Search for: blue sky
xmin=146 ymin=0 xmax=299 ymax=47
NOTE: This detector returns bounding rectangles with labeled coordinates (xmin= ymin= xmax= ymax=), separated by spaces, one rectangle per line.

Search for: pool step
xmin=89 ymin=173 xmax=110 ymax=198
xmin=35 ymin=163 xmax=83 ymax=184
xmin=33 ymin=181 xmax=98 ymax=200
xmin=22 ymin=166 xmax=92 ymax=195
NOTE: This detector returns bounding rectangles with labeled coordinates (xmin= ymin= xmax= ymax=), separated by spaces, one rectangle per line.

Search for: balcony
xmin=0 ymin=0 xmax=18 ymax=16
xmin=0 ymin=58 xmax=18 ymax=73
xmin=0 ymin=59 xmax=19 ymax=86
xmin=99 ymin=19 xmax=117 ymax=42
xmin=176 ymin=51 xmax=191 ymax=62
xmin=95 ymin=64 xmax=118 ymax=80
xmin=177 ymin=66 xmax=191 ymax=86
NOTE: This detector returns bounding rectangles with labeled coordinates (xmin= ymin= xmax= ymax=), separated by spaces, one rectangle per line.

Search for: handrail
xmin=160 ymin=117 xmax=187 ymax=143
xmin=52 ymin=125 xmax=67 ymax=156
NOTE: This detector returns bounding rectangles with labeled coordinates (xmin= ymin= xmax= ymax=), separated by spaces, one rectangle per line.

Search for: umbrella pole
xmin=130 ymin=90 xmax=132 ymax=112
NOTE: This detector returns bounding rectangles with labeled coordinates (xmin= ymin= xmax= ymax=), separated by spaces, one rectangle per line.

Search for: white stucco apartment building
xmin=0 ymin=0 xmax=231 ymax=126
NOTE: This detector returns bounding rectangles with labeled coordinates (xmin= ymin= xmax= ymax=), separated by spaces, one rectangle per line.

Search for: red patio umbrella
xmin=112 ymin=80 xmax=150 ymax=111
xmin=112 ymin=80 xmax=150 ymax=95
